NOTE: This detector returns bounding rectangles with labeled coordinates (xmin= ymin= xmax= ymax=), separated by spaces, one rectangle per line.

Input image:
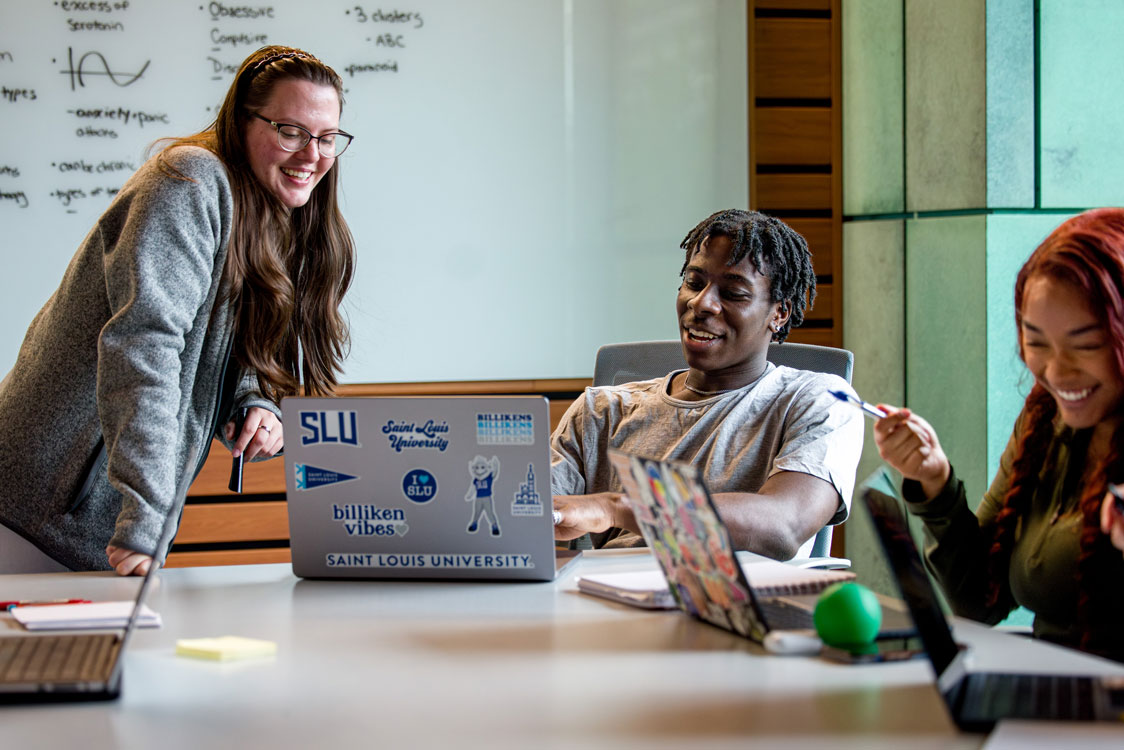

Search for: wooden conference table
xmin=3 ymin=550 xmax=1123 ymax=750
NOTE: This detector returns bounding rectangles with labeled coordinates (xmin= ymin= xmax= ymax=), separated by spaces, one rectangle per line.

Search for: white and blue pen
xmin=829 ymin=389 xmax=888 ymax=420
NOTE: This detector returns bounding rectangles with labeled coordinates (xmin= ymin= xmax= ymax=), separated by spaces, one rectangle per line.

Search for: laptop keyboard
xmin=960 ymin=672 xmax=1097 ymax=721
xmin=0 ymin=634 xmax=120 ymax=684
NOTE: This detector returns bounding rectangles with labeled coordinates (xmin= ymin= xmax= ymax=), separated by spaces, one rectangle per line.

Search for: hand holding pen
xmin=831 ymin=389 xmax=951 ymax=500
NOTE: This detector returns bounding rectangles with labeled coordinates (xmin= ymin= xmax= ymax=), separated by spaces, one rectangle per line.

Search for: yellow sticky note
xmin=175 ymin=636 xmax=277 ymax=662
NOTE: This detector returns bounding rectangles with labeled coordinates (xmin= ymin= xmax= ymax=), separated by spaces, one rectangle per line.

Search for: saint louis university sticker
xmin=295 ymin=464 xmax=359 ymax=491
xmin=511 ymin=463 xmax=544 ymax=517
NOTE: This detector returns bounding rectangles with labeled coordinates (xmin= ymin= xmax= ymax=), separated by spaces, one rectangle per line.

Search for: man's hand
xmin=552 ymin=492 xmax=633 ymax=541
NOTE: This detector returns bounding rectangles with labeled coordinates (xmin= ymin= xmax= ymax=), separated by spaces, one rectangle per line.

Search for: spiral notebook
xmin=577 ymin=556 xmax=855 ymax=610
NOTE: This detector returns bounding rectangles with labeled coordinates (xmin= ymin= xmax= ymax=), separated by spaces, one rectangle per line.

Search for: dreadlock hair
xmin=153 ymin=45 xmax=355 ymax=400
xmin=988 ymin=207 xmax=1124 ymax=657
xmin=679 ymin=209 xmax=816 ymax=343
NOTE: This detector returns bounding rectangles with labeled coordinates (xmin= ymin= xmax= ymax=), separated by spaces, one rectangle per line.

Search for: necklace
xmin=681 ymin=376 xmax=734 ymax=397
xmin=679 ymin=365 xmax=770 ymax=398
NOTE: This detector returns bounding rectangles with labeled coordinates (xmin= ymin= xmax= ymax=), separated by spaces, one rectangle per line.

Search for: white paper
xmin=10 ymin=601 xmax=161 ymax=631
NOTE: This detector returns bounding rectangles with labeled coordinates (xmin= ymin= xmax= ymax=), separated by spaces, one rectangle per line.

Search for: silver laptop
xmin=283 ymin=395 xmax=579 ymax=581
xmin=0 ymin=447 xmax=193 ymax=703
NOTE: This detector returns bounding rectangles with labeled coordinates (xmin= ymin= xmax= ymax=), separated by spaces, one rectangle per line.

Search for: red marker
xmin=2 ymin=598 xmax=92 ymax=610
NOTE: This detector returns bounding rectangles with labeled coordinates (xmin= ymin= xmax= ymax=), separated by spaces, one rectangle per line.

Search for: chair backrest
xmin=593 ymin=340 xmax=853 ymax=386
xmin=590 ymin=340 xmax=855 ymax=558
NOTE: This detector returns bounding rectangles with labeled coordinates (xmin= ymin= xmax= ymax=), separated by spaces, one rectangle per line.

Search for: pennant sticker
xmin=295 ymin=464 xmax=359 ymax=491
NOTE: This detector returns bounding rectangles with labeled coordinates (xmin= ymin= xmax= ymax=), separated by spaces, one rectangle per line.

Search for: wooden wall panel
xmin=749 ymin=0 xmax=842 ymax=349
xmin=785 ymin=217 xmax=833 ymax=277
xmin=753 ymin=19 xmax=832 ymax=99
xmin=176 ymin=501 xmax=289 ymax=544
xmin=753 ymin=108 xmax=831 ymax=164
xmin=166 ymin=548 xmax=291 ymax=568
xmin=754 ymin=174 xmax=832 ymax=211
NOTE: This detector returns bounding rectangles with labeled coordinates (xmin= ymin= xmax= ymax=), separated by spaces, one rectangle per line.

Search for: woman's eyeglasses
xmin=249 ymin=112 xmax=354 ymax=158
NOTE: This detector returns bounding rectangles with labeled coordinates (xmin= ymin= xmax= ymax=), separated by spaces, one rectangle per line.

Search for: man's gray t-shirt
xmin=549 ymin=363 xmax=864 ymax=557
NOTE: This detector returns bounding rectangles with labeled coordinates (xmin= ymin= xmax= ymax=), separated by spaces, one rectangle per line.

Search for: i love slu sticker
xmin=402 ymin=468 xmax=438 ymax=504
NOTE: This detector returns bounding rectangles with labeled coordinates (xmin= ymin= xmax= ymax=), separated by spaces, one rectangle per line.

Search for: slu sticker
xmin=402 ymin=468 xmax=438 ymax=504
xmin=295 ymin=463 xmax=359 ymax=491
xmin=299 ymin=410 xmax=360 ymax=447
xmin=511 ymin=463 xmax=544 ymax=517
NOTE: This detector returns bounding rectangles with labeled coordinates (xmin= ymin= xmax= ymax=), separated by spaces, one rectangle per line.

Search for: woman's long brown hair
xmin=156 ymin=45 xmax=355 ymax=400
xmin=988 ymin=208 xmax=1124 ymax=656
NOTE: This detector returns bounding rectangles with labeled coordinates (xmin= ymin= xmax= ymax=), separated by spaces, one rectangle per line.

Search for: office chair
xmin=591 ymin=340 xmax=855 ymax=559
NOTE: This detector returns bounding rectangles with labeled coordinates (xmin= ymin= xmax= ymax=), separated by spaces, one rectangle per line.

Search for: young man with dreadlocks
xmin=550 ymin=209 xmax=863 ymax=560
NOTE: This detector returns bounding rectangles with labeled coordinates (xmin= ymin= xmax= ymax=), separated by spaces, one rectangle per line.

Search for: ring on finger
xmin=259 ymin=424 xmax=272 ymax=434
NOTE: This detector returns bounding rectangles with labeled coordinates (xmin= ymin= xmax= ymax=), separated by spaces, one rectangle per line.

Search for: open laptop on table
xmin=283 ymin=395 xmax=579 ymax=581
xmin=863 ymin=482 xmax=1124 ymax=730
xmin=607 ymin=451 xmax=914 ymax=644
xmin=0 ymin=447 xmax=193 ymax=703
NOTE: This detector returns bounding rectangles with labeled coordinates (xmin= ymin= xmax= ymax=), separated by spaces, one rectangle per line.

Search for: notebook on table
xmin=577 ymin=555 xmax=855 ymax=610
xmin=283 ymin=395 xmax=580 ymax=581
xmin=604 ymin=451 xmax=914 ymax=642
xmin=863 ymin=482 xmax=1124 ymax=730
xmin=0 ymin=447 xmax=193 ymax=703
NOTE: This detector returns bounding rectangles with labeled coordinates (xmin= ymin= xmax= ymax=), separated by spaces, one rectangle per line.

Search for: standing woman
xmin=0 ymin=46 xmax=355 ymax=575
xmin=874 ymin=208 xmax=1124 ymax=661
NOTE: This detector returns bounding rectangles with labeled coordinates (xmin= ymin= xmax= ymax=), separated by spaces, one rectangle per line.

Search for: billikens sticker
xmin=511 ymin=463 xmax=544 ymax=517
xmin=299 ymin=410 xmax=360 ymax=447
xmin=295 ymin=464 xmax=359 ymax=490
xmin=464 ymin=455 xmax=501 ymax=537
xmin=402 ymin=468 xmax=438 ymax=504
xmin=475 ymin=412 xmax=534 ymax=445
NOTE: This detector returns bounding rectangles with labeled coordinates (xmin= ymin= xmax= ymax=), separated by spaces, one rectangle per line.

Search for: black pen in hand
xmin=228 ymin=407 xmax=247 ymax=493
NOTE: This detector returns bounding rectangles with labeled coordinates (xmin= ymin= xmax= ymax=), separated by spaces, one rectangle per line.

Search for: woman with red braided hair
xmin=874 ymin=208 xmax=1124 ymax=662
xmin=0 ymin=46 xmax=355 ymax=575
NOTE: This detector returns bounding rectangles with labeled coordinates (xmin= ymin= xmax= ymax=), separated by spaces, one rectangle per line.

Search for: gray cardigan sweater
xmin=0 ymin=146 xmax=276 ymax=570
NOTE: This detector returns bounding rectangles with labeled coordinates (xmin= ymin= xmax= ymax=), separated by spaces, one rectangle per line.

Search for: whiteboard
xmin=0 ymin=0 xmax=746 ymax=383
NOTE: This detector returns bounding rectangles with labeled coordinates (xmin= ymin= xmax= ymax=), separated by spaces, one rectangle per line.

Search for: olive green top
xmin=902 ymin=411 xmax=1124 ymax=661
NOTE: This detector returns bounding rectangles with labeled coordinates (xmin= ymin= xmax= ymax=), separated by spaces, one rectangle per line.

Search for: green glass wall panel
xmin=1040 ymin=0 xmax=1124 ymax=207
xmin=843 ymin=219 xmax=905 ymax=595
xmin=905 ymin=216 xmax=988 ymax=502
xmin=842 ymin=0 xmax=904 ymax=216
xmin=904 ymin=0 xmax=986 ymax=211
xmin=986 ymin=0 xmax=1036 ymax=208
xmin=984 ymin=213 xmax=1074 ymax=483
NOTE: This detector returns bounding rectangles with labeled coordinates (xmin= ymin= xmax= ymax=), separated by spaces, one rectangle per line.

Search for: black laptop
xmin=0 ymin=449 xmax=193 ymax=703
xmin=863 ymin=483 xmax=1124 ymax=730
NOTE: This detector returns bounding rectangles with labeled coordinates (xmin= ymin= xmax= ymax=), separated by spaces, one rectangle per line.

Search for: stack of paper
xmin=9 ymin=601 xmax=161 ymax=630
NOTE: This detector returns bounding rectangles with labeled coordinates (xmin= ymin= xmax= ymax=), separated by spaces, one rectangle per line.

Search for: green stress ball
xmin=813 ymin=582 xmax=882 ymax=649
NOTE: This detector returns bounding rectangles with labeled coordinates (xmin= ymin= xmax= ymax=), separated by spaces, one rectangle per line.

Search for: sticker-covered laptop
xmin=283 ymin=395 xmax=578 ymax=581
xmin=607 ymin=451 xmax=915 ymax=644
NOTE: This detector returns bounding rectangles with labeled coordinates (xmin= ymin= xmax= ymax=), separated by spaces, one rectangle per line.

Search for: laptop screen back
xmin=862 ymin=485 xmax=960 ymax=676
xmin=608 ymin=451 xmax=770 ymax=641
